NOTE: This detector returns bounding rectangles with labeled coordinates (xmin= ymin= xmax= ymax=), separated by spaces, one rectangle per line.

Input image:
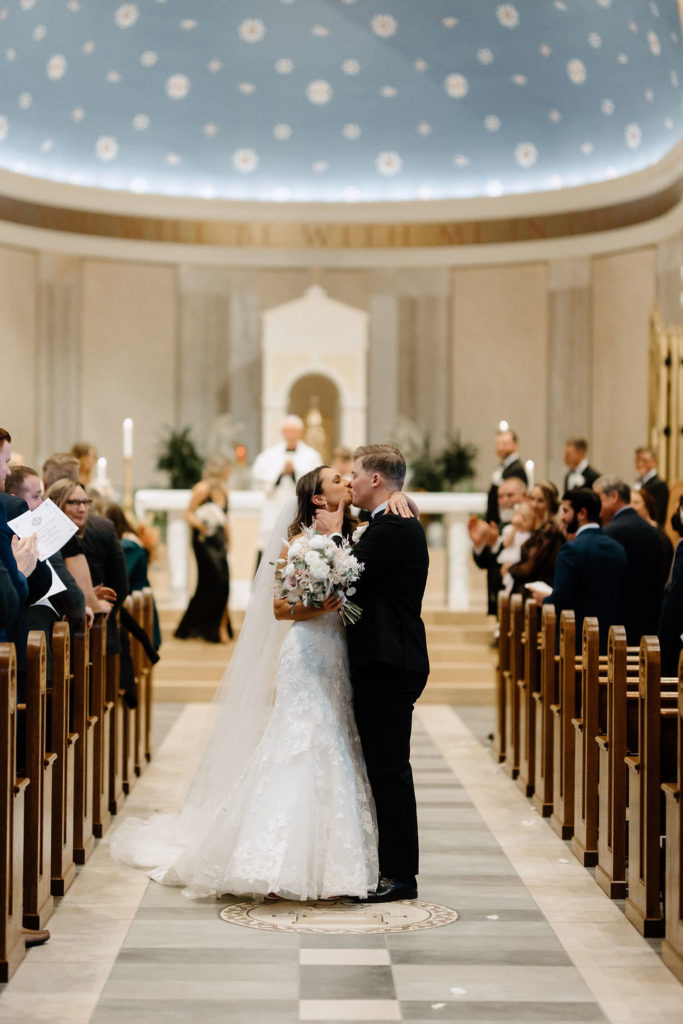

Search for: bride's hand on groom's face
xmin=314 ymin=499 xmax=346 ymax=535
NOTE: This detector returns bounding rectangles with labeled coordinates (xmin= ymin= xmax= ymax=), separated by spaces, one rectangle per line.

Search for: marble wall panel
xmin=452 ymin=263 xmax=549 ymax=490
xmin=80 ymin=260 xmax=177 ymax=489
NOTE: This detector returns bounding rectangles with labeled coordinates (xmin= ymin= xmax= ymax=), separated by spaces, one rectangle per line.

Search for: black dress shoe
xmin=362 ymin=876 xmax=417 ymax=903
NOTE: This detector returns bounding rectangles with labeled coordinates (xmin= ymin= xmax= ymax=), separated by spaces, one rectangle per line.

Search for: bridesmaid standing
xmin=175 ymin=455 xmax=232 ymax=644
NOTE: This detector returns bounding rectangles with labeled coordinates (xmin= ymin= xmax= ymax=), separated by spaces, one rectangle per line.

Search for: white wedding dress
xmin=111 ymin=500 xmax=378 ymax=901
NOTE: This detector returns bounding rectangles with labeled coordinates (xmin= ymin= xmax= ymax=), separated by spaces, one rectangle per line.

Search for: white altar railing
xmin=135 ymin=489 xmax=487 ymax=611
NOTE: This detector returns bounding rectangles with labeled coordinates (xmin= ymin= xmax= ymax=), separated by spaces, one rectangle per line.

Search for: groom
xmin=318 ymin=444 xmax=430 ymax=902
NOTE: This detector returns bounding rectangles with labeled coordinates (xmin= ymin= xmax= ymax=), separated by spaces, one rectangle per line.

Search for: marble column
xmin=547 ymin=258 xmax=592 ymax=488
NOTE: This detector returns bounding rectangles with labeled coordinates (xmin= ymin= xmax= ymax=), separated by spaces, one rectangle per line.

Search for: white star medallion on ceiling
xmin=0 ymin=0 xmax=682 ymax=203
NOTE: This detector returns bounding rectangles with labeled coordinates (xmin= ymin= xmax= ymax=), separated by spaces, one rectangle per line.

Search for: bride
xmin=111 ymin=466 xmax=403 ymax=901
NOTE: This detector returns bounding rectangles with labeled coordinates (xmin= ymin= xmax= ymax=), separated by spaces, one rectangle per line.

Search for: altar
xmin=134 ymin=489 xmax=487 ymax=611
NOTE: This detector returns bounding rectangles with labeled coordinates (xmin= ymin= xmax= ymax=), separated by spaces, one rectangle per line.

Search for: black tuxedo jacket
xmin=659 ymin=539 xmax=683 ymax=675
xmin=641 ymin=475 xmax=669 ymax=526
xmin=486 ymin=458 xmax=528 ymax=524
xmin=563 ymin=464 xmax=600 ymax=494
xmin=544 ymin=526 xmax=627 ymax=653
xmin=346 ymin=513 xmax=429 ymax=675
xmin=603 ymin=507 xmax=663 ymax=644
xmin=0 ymin=492 xmax=52 ymax=605
xmin=81 ymin=512 xmax=129 ymax=653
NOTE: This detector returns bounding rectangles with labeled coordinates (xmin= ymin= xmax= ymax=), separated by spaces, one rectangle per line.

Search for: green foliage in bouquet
xmin=408 ymin=432 xmax=477 ymax=491
xmin=157 ymin=426 xmax=204 ymax=489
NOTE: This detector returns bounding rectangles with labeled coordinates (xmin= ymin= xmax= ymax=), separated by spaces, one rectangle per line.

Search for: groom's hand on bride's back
xmin=314 ymin=499 xmax=346 ymax=535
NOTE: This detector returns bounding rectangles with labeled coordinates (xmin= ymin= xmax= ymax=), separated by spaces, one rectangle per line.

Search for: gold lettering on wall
xmin=0 ymin=180 xmax=681 ymax=248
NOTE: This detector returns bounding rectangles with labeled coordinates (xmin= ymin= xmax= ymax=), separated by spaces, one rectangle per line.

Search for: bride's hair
xmin=288 ymin=466 xmax=356 ymax=540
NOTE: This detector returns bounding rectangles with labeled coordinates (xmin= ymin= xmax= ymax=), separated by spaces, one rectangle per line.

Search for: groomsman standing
xmin=633 ymin=446 xmax=669 ymax=526
xmin=486 ymin=427 xmax=527 ymax=525
xmin=563 ymin=438 xmax=600 ymax=493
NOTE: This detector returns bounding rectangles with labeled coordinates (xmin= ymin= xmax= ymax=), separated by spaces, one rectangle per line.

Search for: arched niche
xmin=288 ymin=373 xmax=340 ymax=465
xmin=261 ymin=284 xmax=367 ymax=450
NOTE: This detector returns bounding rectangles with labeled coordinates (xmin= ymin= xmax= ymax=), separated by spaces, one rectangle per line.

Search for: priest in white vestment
xmin=251 ymin=415 xmax=322 ymax=565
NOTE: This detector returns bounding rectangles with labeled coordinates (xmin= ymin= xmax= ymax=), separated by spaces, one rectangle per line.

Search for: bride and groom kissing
xmin=112 ymin=444 xmax=430 ymax=905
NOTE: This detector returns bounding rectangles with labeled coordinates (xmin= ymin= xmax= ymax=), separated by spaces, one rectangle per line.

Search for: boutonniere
xmin=352 ymin=523 xmax=369 ymax=544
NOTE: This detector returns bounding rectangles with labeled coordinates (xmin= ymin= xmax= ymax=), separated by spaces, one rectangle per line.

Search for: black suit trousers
xmin=351 ymin=662 xmax=428 ymax=879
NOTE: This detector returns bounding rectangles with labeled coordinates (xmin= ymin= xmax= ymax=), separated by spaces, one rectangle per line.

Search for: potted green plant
xmin=157 ymin=426 xmax=204 ymax=489
xmin=438 ymin=433 xmax=477 ymax=490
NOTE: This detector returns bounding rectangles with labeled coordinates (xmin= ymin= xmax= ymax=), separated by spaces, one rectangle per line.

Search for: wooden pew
xmin=21 ymin=632 xmax=56 ymax=929
xmin=550 ymin=610 xmax=577 ymax=839
xmin=121 ymin=598 xmax=137 ymax=797
xmin=0 ymin=644 xmax=28 ymax=982
xmin=494 ymin=591 xmax=510 ymax=764
xmin=595 ymin=625 xmax=630 ymax=898
xmin=532 ymin=603 xmax=556 ymax=817
xmin=625 ymin=636 xmax=679 ymax=936
xmin=517 ymin=598 xmax=541 ymax=798
xmin=106 ymin=650 xmax=125 ymax=816
xmin=49 ymin=623 xmax=76 ymax=898
xmin=570 ymin=618 xmax=601 ymax=867
xmin=71 ymin=622 xmax=96 ymax=864
xmin=662 ymin=659 xmax=683 ymax=982
xmin=129 ymin=591 xmax=147 ymax=779
xmin=90 ymin=614 xmax=112 ymax=839
xmin=141 ymin=588 xmax=155 ymax=765
xmin=503 ymin=593 xmax=524 ymax=780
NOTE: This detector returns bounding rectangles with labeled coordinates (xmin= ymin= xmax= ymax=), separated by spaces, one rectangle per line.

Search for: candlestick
xmin=123 ymin=418 xmax=134 ymax=459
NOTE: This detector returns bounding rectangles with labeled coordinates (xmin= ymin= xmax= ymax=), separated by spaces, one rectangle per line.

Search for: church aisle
xmin=0 ymin=703 xmax=681 ymax=1024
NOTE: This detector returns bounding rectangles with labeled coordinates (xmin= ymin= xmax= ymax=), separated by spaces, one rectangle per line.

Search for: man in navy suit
xmin=531 ymin=488 xmax=627 ymax=653
xmin=594 ymin=475 xmax=663 ymax=645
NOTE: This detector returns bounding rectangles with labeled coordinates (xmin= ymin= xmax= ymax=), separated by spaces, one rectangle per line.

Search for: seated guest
xmin=633 ymin=446 xmax=669 ymax=526
xmin=469 ymin=476 xmax=527 ymax=616
xmin=594 ymin=475 xmax=663 ymax=644
xmin=509 ymin=481 xmax=564 ymax=598
xmin=0 ymin=429 xmax=51 ymax=691
xmin=104 ymin=503 xmax=161 ymax=650
xmin=46 ymin=478 xmax=115 ymax=621
xmin=44 ymin=455 xmax=129 ymax=651
xmin=5 ymin=465 xmax=86 ymax=669
xmin=562 ymin=438 xmax=600 ymax=492
xmin=70 ymin=442 xmax=98 ymax=487
xmin=631 ymin=486 xmax=674 ymax=589
xmin=529 ymin=488 xmax=627 ymax=653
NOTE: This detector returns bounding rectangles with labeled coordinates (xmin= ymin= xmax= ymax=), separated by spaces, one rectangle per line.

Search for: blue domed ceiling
xmin=0 ymin=0 xmax=682 ymax=203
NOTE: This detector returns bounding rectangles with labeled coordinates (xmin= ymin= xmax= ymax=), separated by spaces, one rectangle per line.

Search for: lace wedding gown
xmin=111 ymin=611 xmax=378 ymax=901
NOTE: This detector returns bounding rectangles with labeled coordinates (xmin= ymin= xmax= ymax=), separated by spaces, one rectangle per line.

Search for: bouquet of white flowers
xmin=275 ymin=525 xmax=364 ymax=625
xmin=194 ymin=501 xmax=227 ymax=537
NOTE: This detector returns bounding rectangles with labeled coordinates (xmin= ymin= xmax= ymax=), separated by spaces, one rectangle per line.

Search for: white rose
xmin=310 ymin=561 xmax=331 ymax=581
xmin=309 ymin=535 xmax=325 ymax=550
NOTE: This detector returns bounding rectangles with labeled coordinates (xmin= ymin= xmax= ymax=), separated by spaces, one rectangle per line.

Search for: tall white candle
xmin=123 ymin=418 xmax=134 ymax=459
xmin=498 ymin=419 xmax=509 ymax=432
xmin=96 ymin=456 xmax=107 ymax=483
xmin=525 ymin=459 xmax=535 ymax=491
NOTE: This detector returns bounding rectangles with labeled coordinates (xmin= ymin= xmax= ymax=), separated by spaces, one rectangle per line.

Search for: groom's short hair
xmin=354 ymin=445 xmax=406 ymax=488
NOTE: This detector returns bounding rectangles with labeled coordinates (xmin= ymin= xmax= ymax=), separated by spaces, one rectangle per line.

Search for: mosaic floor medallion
xmin=219 ymin=898 xmax=458 ymax=934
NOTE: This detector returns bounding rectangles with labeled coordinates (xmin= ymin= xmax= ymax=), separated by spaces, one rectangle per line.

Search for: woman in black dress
xmin=175 ymin=455 xmax=232 ymax=644
xmin=508 ymin=481 xmax=564 ymax=598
